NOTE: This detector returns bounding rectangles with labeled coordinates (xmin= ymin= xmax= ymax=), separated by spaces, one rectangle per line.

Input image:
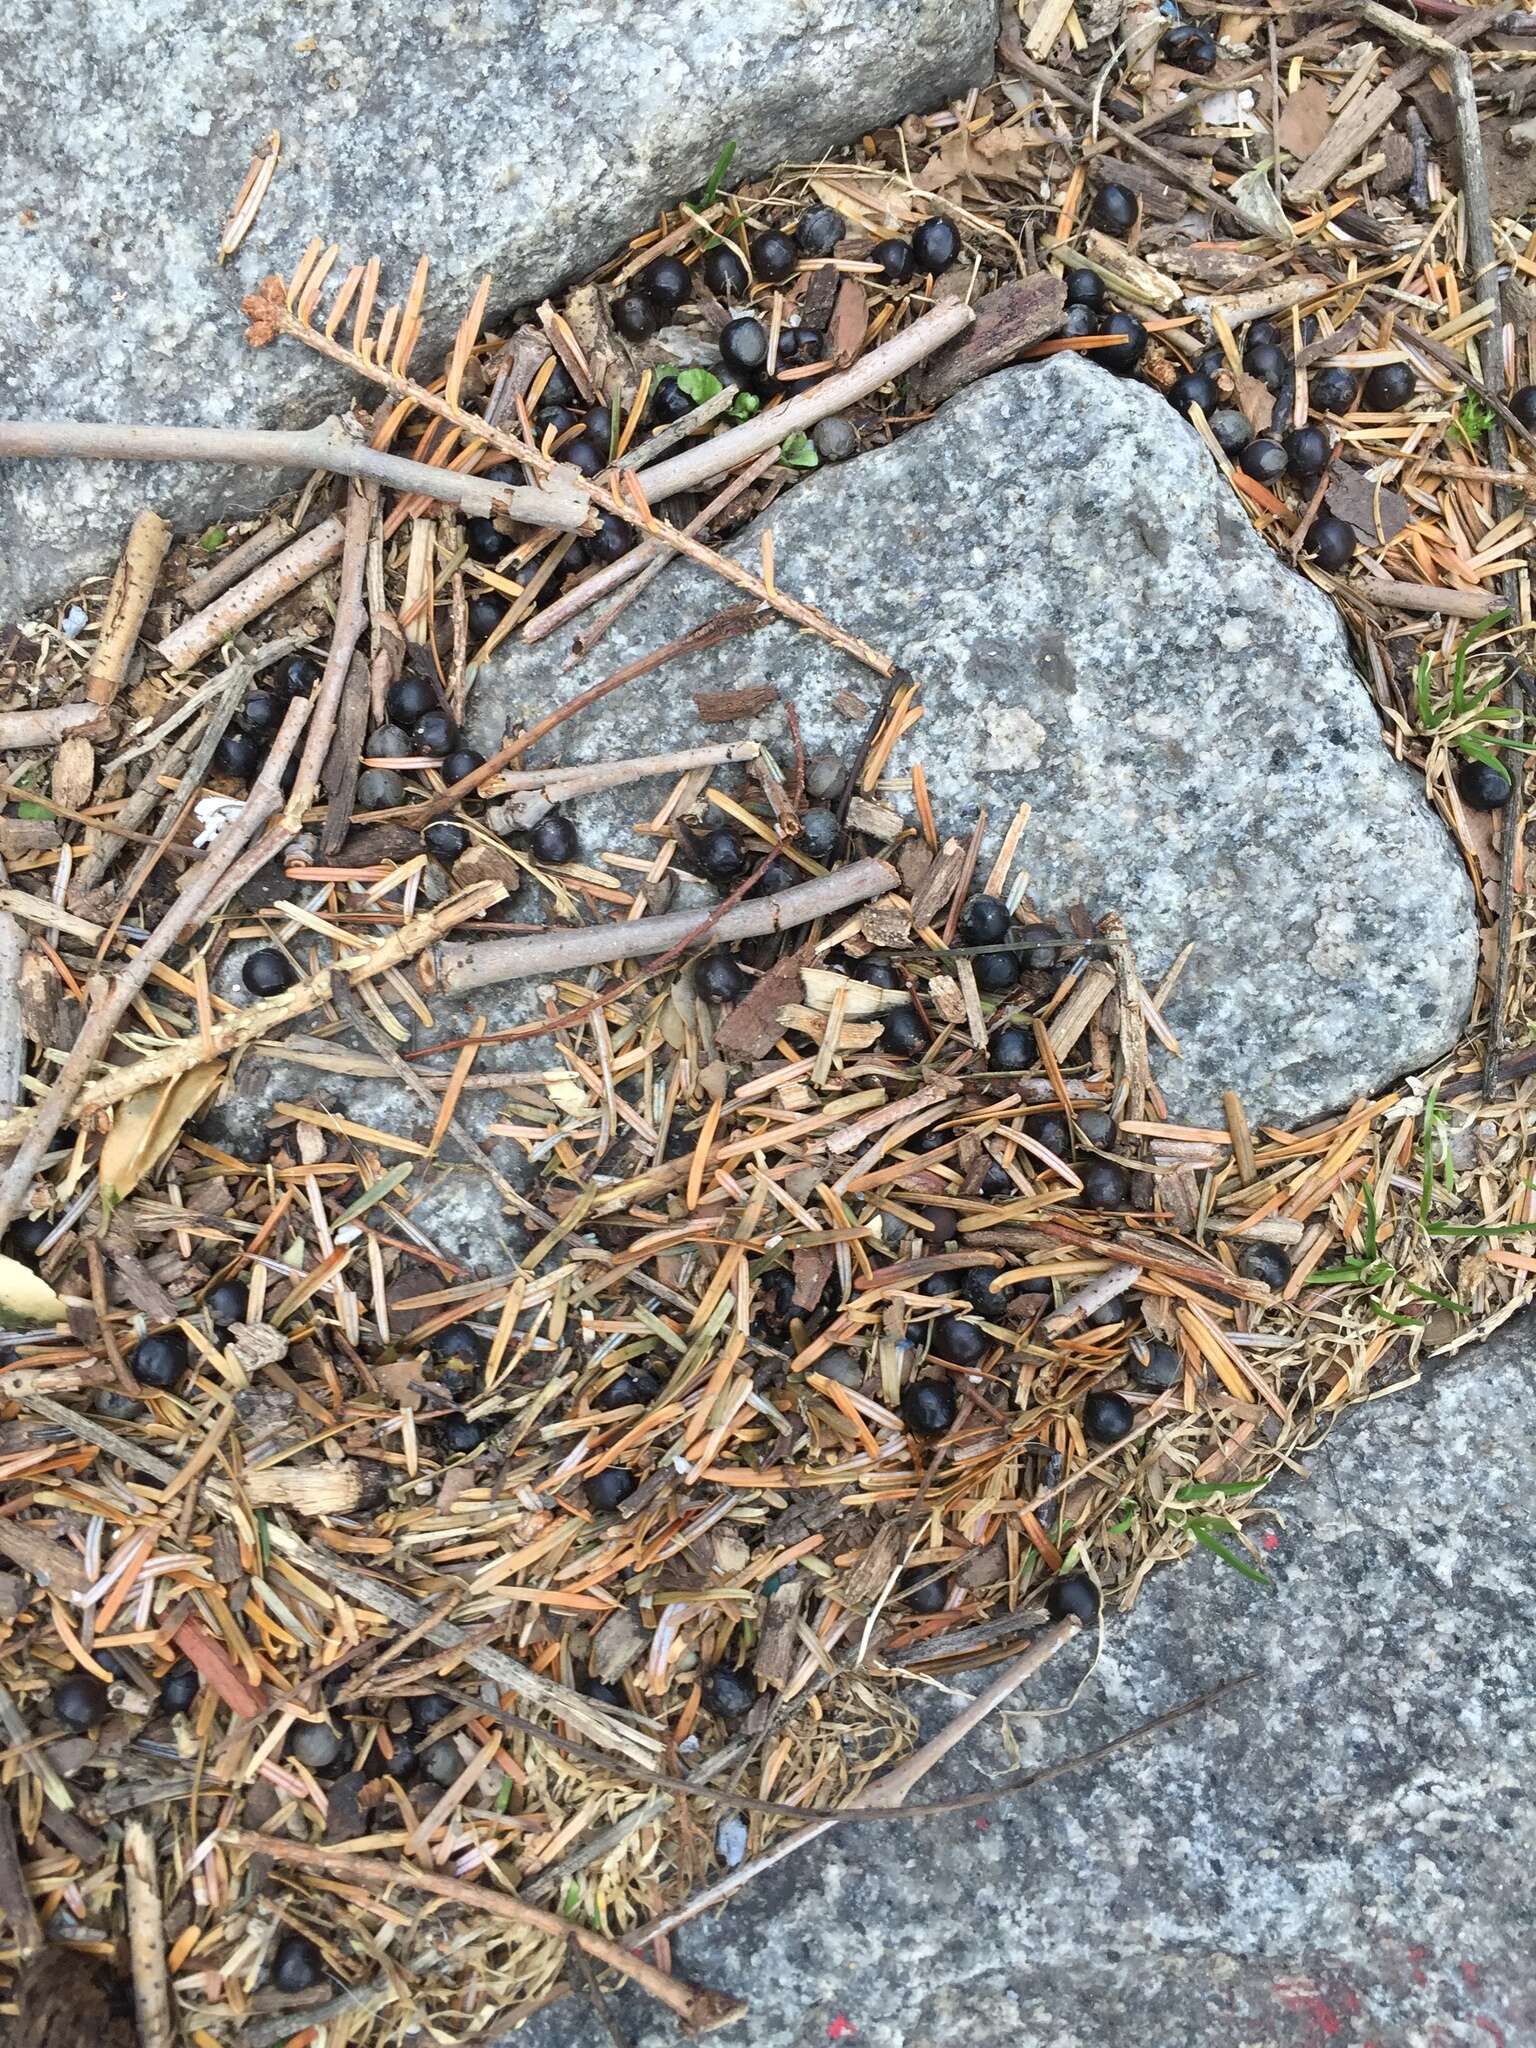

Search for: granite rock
xmin=514 ymin=1316 xmax=1536 ymax=2048
xmin=472 ymin=354 xmax=1478 ymax=1127
xmin=0 ymin=0 xmax=995 ymax=616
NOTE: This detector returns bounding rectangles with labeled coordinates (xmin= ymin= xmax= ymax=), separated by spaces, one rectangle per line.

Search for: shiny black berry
xmin=430 ymin=1324 xmax=485 ymax=1368
xmin=1097 ymin=312 xmax=1147 ymax=373
xmin=872 ymin=238 xmax=915 ymax=284
xmin=990 ymin=1023 xmax=1033 ymax=1069
xmin=586 ymin=1467 xmax=637 ymax=1511
xmin=413 ymin=710 xmax=456 ymax=756
xmin=585 ymin=404 xmax=614 ymax=449
xmin=159 ymin=1659 xmax=200 ymax=1714
xmin=1131 ymin=1340 xmax=1182 ymax=1390
xmin=798 ymin=806 xmax=839 ymax=860
xmin=900 ymin=1567 xmax=948 ymax=1615
xmin=750 ymin=230 xmax=797 ymax=283
xmin=1308 ymin=515 xmax=1356 ymax=571
xmin=277 ymin=655 xmax=320 ymax=700
xmin=1169 ymin=371 xmax=1219 ymax=418
xmin=535 ymin=404 xmax=582 ymax=442
xmin=1063 ymin=304 xmax=1100 ymax=340
xmin=424 ymin=821 xmax=469 ymax=864
xmin=8 ymin=1215 xmax=51 ymax=1258
xmin=464 ymin=516 xmax=505 ymax=564
xmin=797 ymin=206 xmax=845 ymax=255
xmin=973 ymin=949 xmax=1020 ymax=994
xmin=1093 ymin=183 xmax=1137 ymax=233
xmin=1455 ymin=755 xmax=1513 ymax=810
xmin=1310 ymin=365 xmax=1357 ymax=413
xmin=54 ymin=1673 xmax=110 ymax=1728
xmin=438 ymin=1414 xmax=486 ymax=1454
xmin=612 ymin=292 xmax=661 ymax=342
xmin=206 ymin=1280 xmax=247 ymax=1327
xmin=1239 ymin=1241 xmax=1292 ymax=1289
xmin=962 ymin=1267 xmax=1011 ymax=1315
xmin=1245 ymin=319 xmax=1282 ymax=349
xmin=1162 ymin=21 xmax=1217 ymax=68
xmin=530 ymin=811 xmax=578 ymax=865
xmin=1209 ymin=408 xmax=1252 ymax=456
xmin=441 ymin=748 xmax=484 ymax=785
xmin=595 ymin=1367 xmax=661 ymax=1412
xmin=720 ymin=317 xmax=770 ymax=378
xmin=539 ymin=361 xmax=580 ymax=409
xmin=216 ymin=730 xmax=263 ymax=782
xmin=651 ymin=376 xmax=696 ymax=424
xmin=386 ymin=675 xmax=437 ymax=726
xmin=932 ymin=1315 xmax=986 ymax=1367
xmin=882 ymin=1007 xmax=926 ymax=1058
xmin=698 ymin=828 xmax=746 ymax=880
xmin=697 ymin=953 xmax=748 ymax=1003
xmin=562 ymin=436 xmax=606 ymax=478
xmin=241 ymin=691 xmax=283 ymax=735
xmin=271 ymin=1934 xmax=324 ymax=1994
xmin=1243 ymin=342 xmax=1286 ymax=392
xmin=242 ymin=947 xmax=296 ymax=998
xmin=587 ymin=511 xmax=635 ymax=564
xmin=641 ymin=254 xmax=691 ymax=309
xmin=1083 ymin=1389 xmax=1136 ymax=1443
xmin=702 ymin=241 xmax=749 ymax=298
xmin=1065 ymin=267 xmax=1105 ymax=308
xmin=1079 ymin=1159 xmax=1130 ymax=1208
xmin=912 ymin=216 xmax=962 ymax=274
xmin=1285 ymin=424 xmax=1331 ymax=476
xmin=1364 ymin=361 xmax=1415 ymax=409
xmin=855 ymin=957 xmax=901 ymax=989
xmin=468 ymin=591 xmax=509 ymax=641
xmin=1045 ymin=1571 xmax=1101 ymax=1623
xmin=702 ymin=1665 xmax=757 ymax=1720
xmin=132 ymin=1329 xmax=188 ymax=1389
xmin=1240 ymin=438 xmax=1288 ymax=483
xmin=583 ymin=1676 xmax=627 ymax=1707
xmin=902 ymin=1376 xmax=958 ymax=1437
xmin=959 ymin=894 xmax=1010 ymax=946
xmin=1034 ymin=1112 xmax=1072 ymax=1158
xmin=1512 ymin=386 xmax=1536 ymax=432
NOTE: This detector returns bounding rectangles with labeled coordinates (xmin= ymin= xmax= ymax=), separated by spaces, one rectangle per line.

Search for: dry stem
xmin=84 ymin=510 xmax=173 ymax=706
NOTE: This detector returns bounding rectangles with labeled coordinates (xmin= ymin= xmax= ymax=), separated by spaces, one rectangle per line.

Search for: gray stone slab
xmin=514 ymin=1314 xmax=1536 ymax=2048
xmin=472 ymin=354 xmax=1478 ymax=1128
xmin=0 ymin=0 xmax=995 ymax=616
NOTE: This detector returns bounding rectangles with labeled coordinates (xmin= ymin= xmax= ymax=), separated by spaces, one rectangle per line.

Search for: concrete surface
xmin=476 ymin=354 xmax=1478 ymax=1128
xmin=0 ymin=0 xmax=995 ymax=616
xmin=516 ymin=1313 xmax=1536 ymax=2048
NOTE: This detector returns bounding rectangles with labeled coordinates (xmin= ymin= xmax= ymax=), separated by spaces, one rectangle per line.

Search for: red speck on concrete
xmin=1262 ymin=1531 xmax=1280 ymax=1551
xmin=828 ymin=2018 xmax=857 ymax=2041
xmin=1274 ymin=1984 xmax=1343 ymax=2037
xmin=1473 ymin=2018 xmax=1504 ymax=2047
xmin=1461 ymin=1962 xmax=1482 ymax=1990
xmin=974 ymin=1817 xmax=990 ymax=1831
xmin=1411 ymin=1967 xmax=1429 ymax=1987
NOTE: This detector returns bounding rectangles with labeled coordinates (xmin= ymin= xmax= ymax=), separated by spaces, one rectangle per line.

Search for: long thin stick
xmin=217 ymin=1834 xmax=746 ymax=2032
xmin=0 ymin=417 xmax=588 ymax=528
xmin=123 ymin=1818 xmax=174 ymax=2048
xmin=158 ymin=517 xmax=345 ymax=670
xmin=436 ymin=857 xmax=897 ymax=995
xmin=84 ymin=510 xmax=172 ymax=706
xmin=635 ymin=301 xmax=973 ymax=504
xmin=286 ymin=480 xmax=371 ymax=827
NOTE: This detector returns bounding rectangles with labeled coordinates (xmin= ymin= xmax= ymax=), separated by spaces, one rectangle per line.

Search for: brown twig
xmin=122 ymin=1818 xmax=174 ymax=2048
xmin=157 ymin=517 xmax=346 ymax=671
xmin=0 ymin=1794 xmax=42 ymax=1954
xmin=84 ymin=510 xmax=173 ymax=707
xmin=286 ymin=481 xmax=372 ymax=828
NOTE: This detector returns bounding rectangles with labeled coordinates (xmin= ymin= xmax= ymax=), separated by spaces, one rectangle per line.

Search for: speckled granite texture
xmin=0 ymin=0 xmax=995 ymax=615
xmin=514 ymin=1316 xmax=1536 ymax=2048
xmin=473 ymin=354 xmax=1478 ymax=1126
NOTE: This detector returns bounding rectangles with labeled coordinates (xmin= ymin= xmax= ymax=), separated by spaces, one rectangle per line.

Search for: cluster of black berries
xmin=214 ymin=651 xmax=319 ymax=786
xmin=1060 ymin=251 xmax=1150 ymax=377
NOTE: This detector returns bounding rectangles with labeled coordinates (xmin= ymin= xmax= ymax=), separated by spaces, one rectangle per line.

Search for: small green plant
xmin=779 ymin=431 xmax=819 ymax=469
xmin=1166 ymin=1481 xmax=1270 ymax=1586
xmin=673 ymin=365 xmax=722 ymax=405
xmin=697 ymin=139 xmax=737 ymax=208
xmin=1448 ymin=393 xmax=1496 ymax=453
xmin=728 ymin=390 xmax=761 ymax=420
xmin=197 ymin=524 xmax=228 ymax=551
xmin=1306 ymin=1177 xmax=1463 ymax=1328
xmin=1414 ymin=606 xmax=1534 ymax=779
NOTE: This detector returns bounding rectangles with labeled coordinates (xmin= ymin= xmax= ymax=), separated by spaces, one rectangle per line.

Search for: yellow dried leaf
xmin=100 ymin=1063 xmax=222 ymax=1208
xmin=0 ymin=1253 xmax=67 ymax=1332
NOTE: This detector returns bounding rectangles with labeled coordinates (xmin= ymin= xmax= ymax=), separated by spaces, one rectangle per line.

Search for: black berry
xmin=424 ymin=821 xmax=469 ymax=863
xmin=871 ymin=238 xmax=915 ymax=284
xmin=583 ymin=1677 xmax=627 ymax=1707
xmin=1063 ymin=304 xmax=1100 ymax=340
xmin=242 ymin=947 xmax=296 ymax=998
xmin=1240 ymin=438 xmax=1288 ymax=483
xmin=912 ymin=216 xmax=962 ymax=274
xmin=1035 ymin=1113 xmax=1072 ymax=1158
xmin=1083 ymin=1389 xmax=1136 ymax=1443
xmin=430 ymin=1324 xmax=485 ymax=1367
xmin=530 ymin=811 xmax=578 ymax=865
xmin=796 ymin=205 xmax=845 ymax=255
xmin=585 ymin=404 xmax=614 ymax=449
xmin=441 ymin=748 xmax=485 ymax=784
xmin=698 ymin=828 xmax=746 ymax=880
xmin=132 ymin=1329 xmax=188 ymax=1389
xmin=1511 ymin=386 xmax=1536 ymax=432
xmin=562 ymin=436 xmax=605 ymax=478
xmin=206 ymin=1280 xmax=247 ymax=1327
xmin=1169 ymin=371 xmax=1219 ymax=418
xmin=641 ymin=254 xmax=691 ymax=309
xmin=990 ymin=1023 xmax=1033 ymax=1069
xmin=367 ymin=724 xmax=412 ymax=760
xmin=587 ymin=511 xmax=635 ymax=563
xmin=1455 ymin=755 xmax=1513 ymax=811
xmin=1209 ymin=408 xmax=1252 ymax=456
xmin=651 ymin=376 xmax=696 ymax=425
xmin=702 ymin=1665 xmax=757 ymax=1720
xmin=750 ymin=230 xmax=797 ymax=283
xmin=1364 ymin=361 xmax=1415 ymax=409
xmin=798 ymin=806 xmax=839 ymax=860
xmin=900 ymin=1567 xmax=948 ymax=1614
xmin=412 ymin=710 xmax=456 ymax=756
xmin=973 ymin=949 xmax=1020 ymax=994
xmin=1245 ymin=319 xmax=1282 ymax=349
xmin=612 ymin=291 xmax=661 ymax=342
xmin=438 ymin=1414 xmax=486 ymax=1454
xmin=1080 ymin=1159 xmax=1130 ymax=1208
xmin=271 ymin=1935 xmax=324 ymax=1994
xmin=1093 ymin=184 xmax=1137 ymax=233
xmin=1097 ymin=312 xmax=1147 ymax=373
xmin=720 ymin=317 xmax=770 ymax=378
xmin=1065 ymin=268 xmax=1105 ymax=308
xmin=386 ymin=675 xmax=437 ymax=725
xmin=8 ymin=1215 xmax=51 ymax=1258
xmin=535 ymin=404 xmax=581 ymax=441
xmin=1310 ymin=365 xmax=1357 ymax=413
xmin=277 ymin=655 xmax=320 ymax=699
xmin=158 ymin=1659 xmax=200 ymax=1714
xmin=1131 ymin=1340 xmax=1182 ymax=1390
xmin=901 ymin=1377 xmax=958 ymax=1436
xmin=539 ymin=361 xmax=580 ymax=409
xmin=585 ymin=1467 xmax=637 ymax=1511
xmin=1045 ymin=1571 xmax=1101 ymax=1624
xmin=697 ymin=953 xmax=748 ymax=1003
xmin=1243 ymin=342 xmax=1286 ymax=392
xmin=241 ymin=691 xmax=283 ymax=735
xmin=594 ymin=1367 xmax=661 ymax=1412
xmin=1308 ymin=515 xmax=1356 ymax=571
xmin=1238 ymin=1242 xmax=1292 ymax=1289
xmin=468 ymin=592 xmax=509 ymax=640
xmin=882 ymin=1007 xmax=926 ymax=1058
xmin=959 ymin=894 xmax=1010 ymax=945
xmin=1285 ymin=424 xmax=1331 ymax=476
xmin=932 ymin=1315 xmax=986 ymax=1367
xmin=855 ymin=957 xmax=901 ymax=989
xmin=464 ymin=516 xmax=505 ymax=564
xmin=54 ymin=1672 xmax=110 ymax=1728
xmin=1162 ymin=21 xmax=1217 ymax=68
xmin=216 ymin=730 xmax=263 ymax=782
xmin=702 ymin=241 xmax=749 ymax=298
